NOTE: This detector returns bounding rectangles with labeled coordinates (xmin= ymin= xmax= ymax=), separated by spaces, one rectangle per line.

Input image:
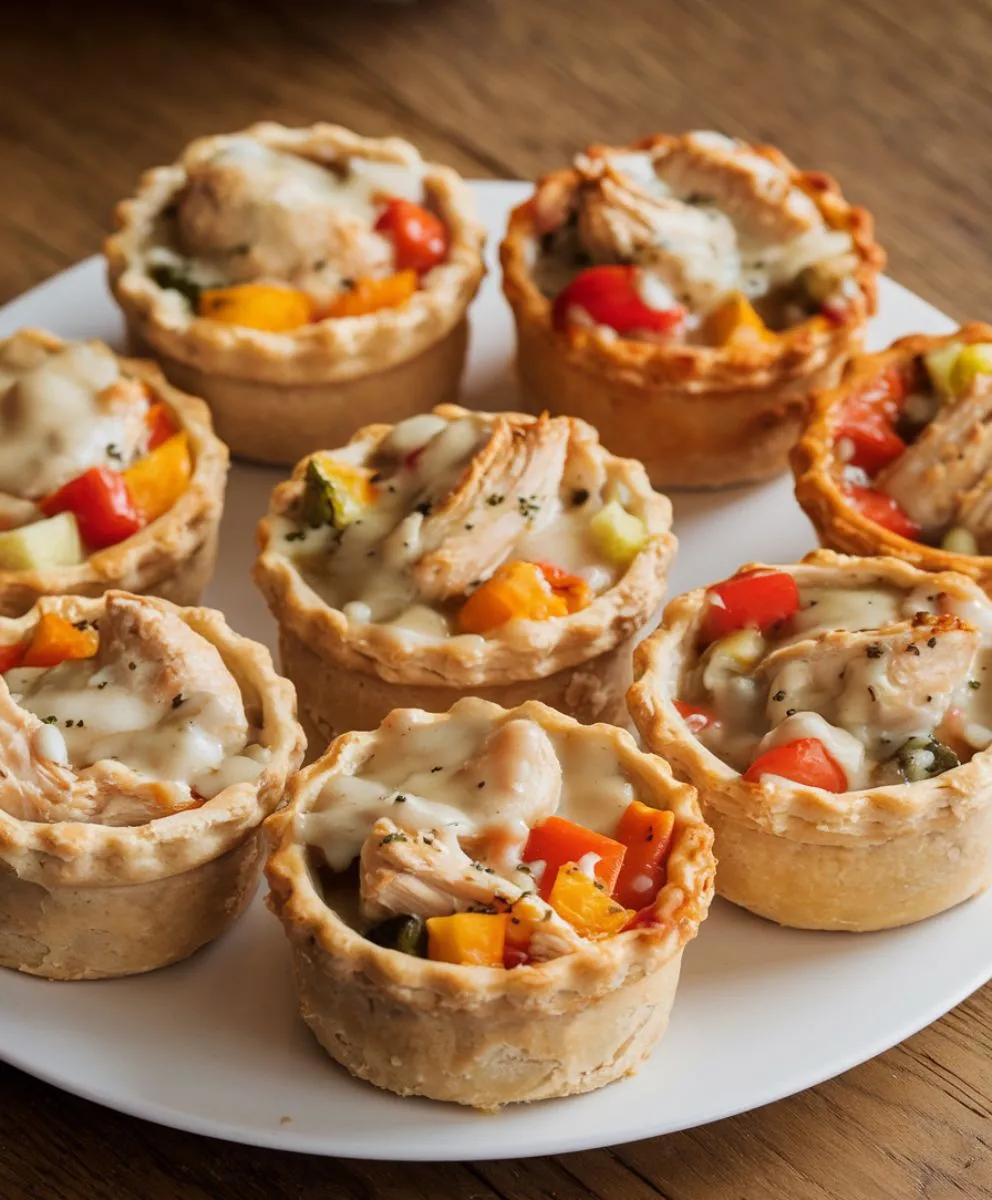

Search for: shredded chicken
xmin=510 ymin=894 xmax=587 ymax=962
xmin=876 ymin=374 xmax=992 ymax=534
xmin=359 ymin=819 xmax=524 ymax=923
xmin=412 ymin=414 xmax=571 ymax=600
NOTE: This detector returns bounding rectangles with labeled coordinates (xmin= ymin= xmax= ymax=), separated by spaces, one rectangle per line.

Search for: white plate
xmin=0 ymin=183 xmax=979 ymax=1163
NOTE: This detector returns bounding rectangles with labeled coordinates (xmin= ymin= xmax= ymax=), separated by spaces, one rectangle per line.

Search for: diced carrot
xmin=547 ymin=863 xmax=634 ymax=939
xmin=22 ymin=612 xmax=99 ymax=668
xmin=612 ymin=800 xmax=676 ymax=910
xmin=523 ymin=815 xmax=626 ymax=900
xmin=456 ymin=561 xmax=568 ymax=635
xmin=426 ymin=912 xmax=509 ymax=967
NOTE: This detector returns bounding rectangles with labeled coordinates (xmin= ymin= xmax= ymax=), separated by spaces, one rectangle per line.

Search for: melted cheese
xmin=0 ymin=337 xmax=145 ymax=499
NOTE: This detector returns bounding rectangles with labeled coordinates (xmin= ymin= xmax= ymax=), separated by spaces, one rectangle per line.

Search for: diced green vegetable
xmin=942 ymin=526 xmax=979 ymax=556
xmin=589 ymin=500 xmax=648 ymax=566
xmin=949 ymin=343 xmax=992 ymax=396
xmin=302 ymin=458 xmax=364 ymax=530
xmin=0 ymin=512 xmax=85 ymax=571
xmin=923 ymin=343 xmax=962 ymax=396
xmin=365 ymin=914 xmax=427 ymax=957
xmin=896 ymin=736 xmax=960 ymax=782
xmin=149 ymin=262 xmax=203 ymax=309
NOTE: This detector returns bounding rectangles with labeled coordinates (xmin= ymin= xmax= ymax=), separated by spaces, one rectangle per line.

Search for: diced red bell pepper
xmin=40 ymin=467 xmax=144 ymax=550
xmin=624 ymin=905 xmax=662 ymax=931
xmin=673 ymin=699 xmax=718 ymax=733
xmin=502 ymin=945 xmax=530 ymax=970
xmin=374 ymin=197 xmax=449 ymax=274
xmin=552 ymin=266 xmax=685 ymax=336
xmin=699 ymin=570 xmax=800 ymax=643
xmin=0 ymin=640 xmax=25 ymax=673
xmin=835 ymin=367 xmax=909 ymax=474
xmin=534 ymin=561 xmax=592 ymax=614
xmin=743 ymin=737 xmax=848 ymax=792
xmin=145 ymin=401 xmax=178 ymax=452
xmin=523 ymin=815 xmax=627 ymax=900
xmin=843 ymin=484 xmax=921 ymax=541
xmin=613 ymin=801 xmax=676 ymax=910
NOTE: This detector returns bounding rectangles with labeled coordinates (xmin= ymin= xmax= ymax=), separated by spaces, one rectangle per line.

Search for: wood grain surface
xmin=0 ymin=1 xmax=989 ymax=1196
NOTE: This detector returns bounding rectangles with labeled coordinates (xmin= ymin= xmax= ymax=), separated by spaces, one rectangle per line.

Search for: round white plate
xmin=0 ymin=183 xmax=979 ymax=1163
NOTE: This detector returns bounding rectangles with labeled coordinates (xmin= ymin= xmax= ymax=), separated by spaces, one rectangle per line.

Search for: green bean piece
xmin=896 ymin=735 xmax=960 ymax=782
xmin=302 ymin=459 xmax=344 ymax=528
xmin=365 ymin=914 xmax=428 ymax=958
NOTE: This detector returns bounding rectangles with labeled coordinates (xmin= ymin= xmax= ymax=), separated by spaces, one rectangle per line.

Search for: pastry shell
xmin=253 ymin=405 xmax=677 ymax=745
xmin=0 ymin=329 xmax=229 ymax=617
xmin=628 ymin=550 xmax=992 ymax=931
xmin=264 ymin=697 xmax=715 ymax=1108
xmin=792 ymin=323 xmax=992 ymax=594
xmin=105 ymin=123 xmax=487 ymax=467
xmin=500 ymin=136 xmax=884 ymax=489
xmin=0 ymin=591 xmax=305 ymax=980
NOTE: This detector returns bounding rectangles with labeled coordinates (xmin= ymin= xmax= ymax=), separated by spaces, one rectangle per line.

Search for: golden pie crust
xmin=0 ymin=330 xmax=228 ymax=618
xmin=265 ymin=697 xmax=715 ymax=1108
xmin=0 ymin=591 xmax=304 ymax=979
xmin=105 ymin=123 xmax=487 ymax=467
xmin=792 ymin=323 xmax=992 ymax=594
xmin=628 ymin=550 xmax=992 ymax=932
xmin=500 ymin=135 xmax=884 ymax=489
xmin=253 ymin=405 xmax=677 ymax=746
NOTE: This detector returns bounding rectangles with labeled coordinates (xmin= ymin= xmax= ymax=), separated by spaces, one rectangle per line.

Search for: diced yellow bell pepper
xmin=942 ymin=526 xmax=979 ymax=555
xmin=457 ymin=561 xmax=569 ymax=635
xmin=123 ymin=433 xmax=193 ymax=524
xmin=547 ymin=863 xmax=633 ymax=940
xmin=426 ymin=912 xmax=509 ymax=967
xmin=589 ymin=500 xmax=648 ymax=568
xmin=198 ymin=283 xmax=314 ymax=331
xmin=950 ymin=344 xmax=992 ymax=396
xmin=923 ymin=343 xmax=962 ymax=396
xmin=324 ymin=270 xmax=418 ymax=318
xmin=22 ymin=612 xmax=99 ymax=668
xmin=702 ymin=291 xmax=776 ymax=348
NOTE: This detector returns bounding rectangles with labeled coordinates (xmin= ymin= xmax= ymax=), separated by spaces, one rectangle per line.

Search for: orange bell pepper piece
xmin=145 ymin=402 xmax=178 ymax=452
xmin=523 ymin=815 xmax=627 ymax=900
xmin=22 ymin=612 xmax=99 ymax=668
xmin=324 ymin=270 xmax=418 ymax=318
xmin=534 ymin=561 xmax=593 ymax=614
xmin=547 ymin=863 xmax=634 ymax=939
xmin=702 ymin=291 xmax=776 ymax=348
xmin=123 ymin=433 xmax=193 ymax=524
xmin=457 ymin=561 xmax=568 ymax=635
xmin=198 ymin=283 xmax=314 ymax=331
xmin=426 ymin=912 xmax=509 ymax=967
xmin=612 ymin=800 xmax=676 ymax=910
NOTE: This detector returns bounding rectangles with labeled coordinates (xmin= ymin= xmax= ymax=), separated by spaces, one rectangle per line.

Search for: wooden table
xmin=1 ymin=2 xmax=990 ymax=1196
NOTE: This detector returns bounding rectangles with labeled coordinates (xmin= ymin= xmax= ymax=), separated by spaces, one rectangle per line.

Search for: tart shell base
xmin=284 ymin=927 xmax=683 ymax=1109
xmin=0 ymin=827 xmax=264 ymax=981
xmin=512 ymin=314 xmax=849 ymax=489
xmin=704 ymin=806 xmax=992 ymax=932
xmin=126 ymin=320 xmax=469 ymax=469
xmin=279 ymin=625 xmax=638 ymax=751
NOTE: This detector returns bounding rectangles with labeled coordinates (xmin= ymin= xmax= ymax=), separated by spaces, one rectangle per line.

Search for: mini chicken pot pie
xmin=628 ymin=550 xmax=992 ymax=932
xmin=254 ymin=404 xmax=675 ymax=744
xmin=501 ymin=131 xmax=884 ymax=489
xmin=0 ymin=329 xmax=228 ymax=617
xmin=265 ymin=697 xmax=714 ymax=1108
xmin=105 ymin=122 xmax=486 ymax=467
xmin=793 ymin=324 xmax=992 ymax=595
xmin=0 ymin=590 xmax=303 ymax=980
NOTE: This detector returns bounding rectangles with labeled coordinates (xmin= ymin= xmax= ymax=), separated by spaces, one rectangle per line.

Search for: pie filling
xmin=676 ymin=568 xmax=992 ymax=791
xmin=303 ymin=703 xmax=678 ymax=967
xmin=269 ymin=410 xmax=652 ymax=643
xmin=0 ymin=334 xmax=193 ymax=570
xmin=531 ymin=131 xmax=861 ymax=349
xmin=832 ymin=341 xmax=992 ymax=555
xmin=0 ymin=594 xmax=269 ymax=826
xmin=141 ymin=136 xmax=451 ymax=331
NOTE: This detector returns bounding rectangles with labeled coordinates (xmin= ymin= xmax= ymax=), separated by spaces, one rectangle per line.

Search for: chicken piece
xmin=359 ymin=819 xmax=524 ymax=923
xmin=175 ymin=140 xmax=393 ymax=294
xmin=576 ymin=163 xmax=741 ymax=312
xmin=412 ymin=414 xmax=571 ymax=601
xmin=455 ymin=719 xmax=563 ymax=873
xmin=959 ymin=482 xmax=992 ymax=548
xmin=510 ymin=893 xmax=588 ymax=963
xmin=561 ymin=418 xmax=608 ymax=501
xmin=0 ymin=338 xmax=149 ymax=498
xmin=762 ymin=614 xmax=981 ymax=758
xmin=876 ymin=374 xmax=992 ymax=534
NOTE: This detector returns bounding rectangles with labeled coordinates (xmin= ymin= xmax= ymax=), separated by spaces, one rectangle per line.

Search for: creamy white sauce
xmin=0 ymin=337 xmax=147 ymax=499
